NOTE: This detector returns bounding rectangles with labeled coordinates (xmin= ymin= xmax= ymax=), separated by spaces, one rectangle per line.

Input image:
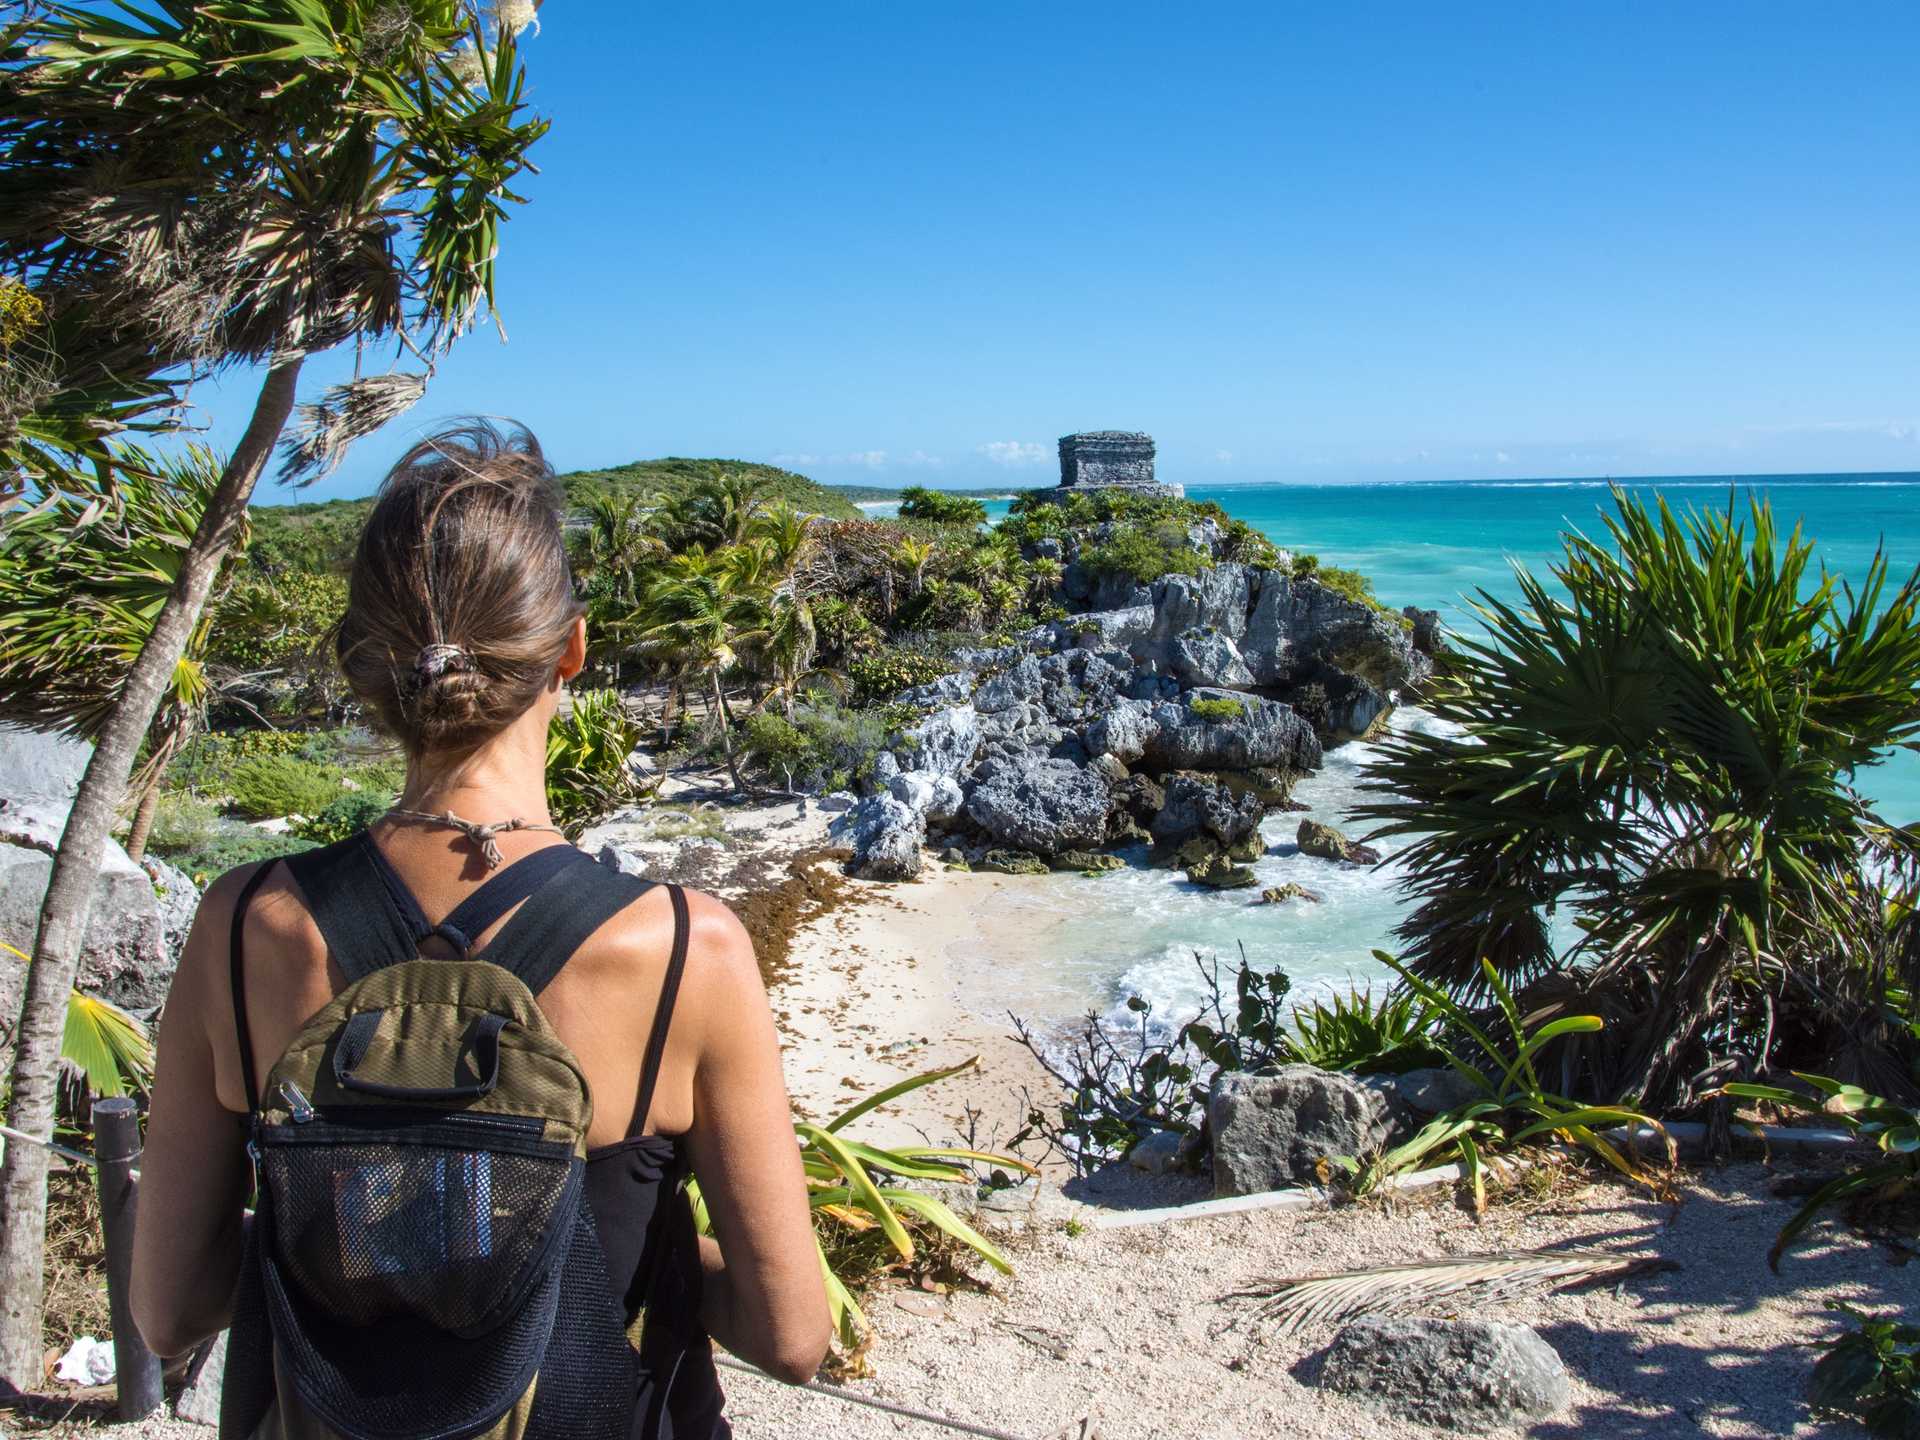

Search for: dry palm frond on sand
xmin=1223 ymin=1247 xmax=1678 ymax=1335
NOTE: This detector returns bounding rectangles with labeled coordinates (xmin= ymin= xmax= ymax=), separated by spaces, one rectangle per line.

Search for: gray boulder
xmin=888 ymin=769 xmax=964 ymax=825
xmin=1243 ymin=571 xmax=1431 ymax=693
xmin=1208 ymin=1066 xmax=1394 ymax=1196
xmin=1326 ymin=677 xmax=1390 ymax=740
xmin=0 ymin=724 xmax=91 ymax=802
xmin=1403 ymin=606 xmax=1447 ymax=657
xmin=1297 ymin=818 xmax=1382 ymax=866
xmin=838 ymin=794 xmax=924 ymax=881
xmin=1168 ymin=628 xmax=1256 ymax=689
xmin=1085 ymin=698 xmax=1160 ymax=764
xmin=0 ymin=797 xmax=195 ymax=1024
xmin=1143 ymin=690 xmax=1322 ymax=772
xmin=897 ymin=671 xmax=975 ymax=708
xmin=1128 ymin=1130 xmax=1185 ymax=1174
xmin=964 ymin=758 xmax=1110 ymax=855
xmin=1149 ymin=773 xmax=1265 ymax=853
xmin=1316 ymin=1316 xmax=1570 ymax=1432
xmin=1057 ymin=605 xmax=1155 ymax=656
xmin=973 ymin=657 xmax=1044 ymax=716
xmin=1395 ymin=1066 xmax=1485 ymax=1116
xmin=1149 ymin=564 xmax=1253 ymax=649
xmin=901 ymin=705 xmax=980 ymax=780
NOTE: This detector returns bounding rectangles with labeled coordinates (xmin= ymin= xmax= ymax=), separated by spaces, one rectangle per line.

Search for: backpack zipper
xmin=278 ymin=1080 xmax=315 ymax=1123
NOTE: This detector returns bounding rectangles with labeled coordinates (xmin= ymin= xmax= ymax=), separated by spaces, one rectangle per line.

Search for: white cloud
xmin=1748 ymin=419 xmax=1919 ymax=442
xmin=1495 ymin=451 xmax=1512 ymax=464
xmin=771 ymin=449 xmax=940 ymax=471
xmin=1214 ymin=449 xmax=1235 ymax=463
xmin=977 ymin=441 xmax=1050 ymax=467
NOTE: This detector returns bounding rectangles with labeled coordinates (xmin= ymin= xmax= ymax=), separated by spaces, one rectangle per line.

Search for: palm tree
xmin=762 ymin=589 xmax=818 ymax=721
xmin=891 ymin=536 xmax=935 ymax=601
xmin=1355 ymin=490 xmax=1920 ymax=1110
xmin=747 ymin=501 xmax=817 ymax=578
xmin=0 ymin=445 xmax=238 ymax=860
xmin=632 ymin=552 xmax=770 ymax=795
xmin=0 ymin=1 xmax=550 ymax=1382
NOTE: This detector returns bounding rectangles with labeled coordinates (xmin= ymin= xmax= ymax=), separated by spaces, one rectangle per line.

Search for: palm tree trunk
xmin=709 ymin=668 xmax=748 ymax=796
xmin=0 ymin=353 xmax=303 ymax=1388
xmin=123 ymin=775 xmax=162 ymax=864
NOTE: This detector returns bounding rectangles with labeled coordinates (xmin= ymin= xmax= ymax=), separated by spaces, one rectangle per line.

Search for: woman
xmin=132 ymin=421 xmax=829 ymax=1437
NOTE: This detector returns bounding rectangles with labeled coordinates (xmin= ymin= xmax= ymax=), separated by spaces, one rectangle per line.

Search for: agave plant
xmin=1721 ymin=1073 xmax=1920 ymax=1269
xmin=1356 ymin=488 xmax=1920 ymax=1109
xmin=545 ymin=689 xmax=651 ymax=832
xmin=689 ymin=1060 xmax=1034 ymax=1350
xmin=1330 ymin=952 xmax=1670 ymax=1212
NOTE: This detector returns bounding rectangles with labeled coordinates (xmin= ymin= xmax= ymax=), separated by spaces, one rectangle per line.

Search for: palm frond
xmin=277 ymin=372 xmax=428 ymax=486
xmin=1230 ymin=1247 xmax=1669 ymax=1336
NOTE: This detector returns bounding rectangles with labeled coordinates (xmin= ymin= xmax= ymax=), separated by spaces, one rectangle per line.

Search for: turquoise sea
xmin=949 ymin=474 xmax=1920 ymax=1030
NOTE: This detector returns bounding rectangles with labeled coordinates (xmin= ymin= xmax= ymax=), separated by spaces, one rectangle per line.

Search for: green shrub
xmin=1188 ymin=696 xmax=1245 ymax=724
xmin=225 ymin=755 xmax=343 ymax=820
xmin=741 ymin=713 xmax=811 ymax=790
xmin=169 ymin=728 xmax=316 ymax=797
xmin=1316 ymin=564 xmax=1379 ymax=608
xmin=1221 ymin=519 xmax=1281 ymax=569
xmin=209 ymin=571 xmax=348 ymax=670
xmin=1080 ymin=523 xmax=1211 ymax=584
xmin=547 ymin=689 xmax=650 ymax=831
xmin=1808 ymin=1303 xmax=1920 ymax=1436
xmin=170 ymin=826 xmax=319 ymax=888
xmin=897 ymin=486 xmax=988 ymax=526
xmin=144 ymin=793 xmax=222 ymax=856
xmin=295 ymin=788 xmax=394 ymax=844
xmin=845 ymin=646 xmax=953 ymax=706
xmin=1283 ymin=987 xmax=1447 ymax=1074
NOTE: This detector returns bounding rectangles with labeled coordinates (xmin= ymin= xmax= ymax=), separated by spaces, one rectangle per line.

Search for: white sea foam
xmin=948 ymin=709 xmax=1459 ymax=1035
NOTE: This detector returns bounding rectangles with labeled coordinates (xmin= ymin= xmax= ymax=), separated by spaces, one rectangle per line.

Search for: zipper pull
xmin=278 ymin=1080 xmax=315 ymax=1123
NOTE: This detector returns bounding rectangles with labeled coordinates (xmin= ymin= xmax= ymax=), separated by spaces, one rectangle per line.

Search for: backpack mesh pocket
xmin=260 ymin=1115 xmax=579 ymax=1336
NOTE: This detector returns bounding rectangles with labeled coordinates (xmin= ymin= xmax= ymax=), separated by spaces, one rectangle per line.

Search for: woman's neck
xmin=397 ymin=715 xmax=553 ymax=823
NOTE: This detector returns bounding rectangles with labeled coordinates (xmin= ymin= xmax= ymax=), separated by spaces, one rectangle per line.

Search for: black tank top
xmin=233 ymin=834 xmax=730 ymax=1439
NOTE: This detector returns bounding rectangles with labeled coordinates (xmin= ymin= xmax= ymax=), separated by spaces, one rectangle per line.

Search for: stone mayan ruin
xmin=1041 ymin=431 xmax=1183 ymax=501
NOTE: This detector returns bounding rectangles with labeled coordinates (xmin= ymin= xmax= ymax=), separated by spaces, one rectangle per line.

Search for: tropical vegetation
xmin=1356 ymin=489 xmax=1920 ymax=1112
xmin=0 ymin=0 xmax=551 ymax=1383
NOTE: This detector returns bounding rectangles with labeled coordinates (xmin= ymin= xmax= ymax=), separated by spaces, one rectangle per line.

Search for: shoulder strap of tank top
xmin=229 ymin=860 xmax=281 ymax=1115
xmin=632 ymin=885 xmax=691 ymax=1132
xmin=476 ymin=855 xmax=654 ymax=995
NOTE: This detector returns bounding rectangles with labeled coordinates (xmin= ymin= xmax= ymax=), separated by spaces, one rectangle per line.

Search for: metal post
xmin=92 ymin=1096 xmax=163 ymax=1419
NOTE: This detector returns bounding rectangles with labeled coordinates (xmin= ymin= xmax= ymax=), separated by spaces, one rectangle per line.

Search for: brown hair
xmin=336 ymin=420 xmax=583 ymax=757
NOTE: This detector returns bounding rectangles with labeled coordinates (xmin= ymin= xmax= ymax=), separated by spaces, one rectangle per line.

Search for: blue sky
xmin=193 ymin=2 xmax=1920 ymax=502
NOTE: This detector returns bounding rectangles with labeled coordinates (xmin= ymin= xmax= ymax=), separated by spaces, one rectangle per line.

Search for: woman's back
xmin=130 ymin=422 xmax=829 ymax=1440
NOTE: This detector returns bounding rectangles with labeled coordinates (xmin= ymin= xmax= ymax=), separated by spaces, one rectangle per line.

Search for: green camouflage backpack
xmin=220 ymin=833 xmax=673 ymax=1440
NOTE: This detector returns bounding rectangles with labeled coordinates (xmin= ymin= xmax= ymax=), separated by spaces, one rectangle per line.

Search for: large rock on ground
xmin=1143 ymin=690 xmax=1322 ymax=773
xmin=1168 ymin=628 xmax=1256 ymax=689
xmin=1297 ymin=818 xmax=1382 ymax=865
xmin=1208 ymin=1066 xmax=1393 ymax=1196
xmin=835 ymin=794 xmax=924 ymax=881
xmin=1085 ymin=698 xmax=1160 ymax=764
xmin=964 ymin=758 xmax=1110 ymax=855
xmin=1316 ymin=1316 xmax=1570 ymax=1432
xmin=900 ymin=704 xmax=981 ymax=779
xmin=0 ymin=797 xmax=193 ymax=1021
xmin=0 ymin=724 xmax=90 ymax=802
xmin=1149 ymin=773 xmax=1265 ymax=853
xmin=1243 ymin=571 xmax=1431 ymax=693
xmin=1148 ymin=565 xmax=1253 ymax=649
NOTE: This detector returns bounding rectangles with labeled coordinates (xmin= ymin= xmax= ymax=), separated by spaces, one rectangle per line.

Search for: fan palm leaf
xmin=1232 ymin=1247 xmax=1668 ymax=1335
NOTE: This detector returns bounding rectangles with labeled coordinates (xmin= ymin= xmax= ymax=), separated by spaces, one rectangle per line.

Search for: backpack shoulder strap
xmin=281 ymin=832 xmax=419 ymax=982
xmin=435 ymin=843 xmax=588 ymax=955
xmin=477 ymin=855 xmax=654 ymax=996
xmin=632 ymin=885 xmax=690 ymax=1132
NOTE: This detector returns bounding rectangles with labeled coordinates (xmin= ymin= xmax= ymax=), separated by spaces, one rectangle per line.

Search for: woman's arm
xmin=679 ymin=892 xmax=831 ymax=1383
xmin=130 ymin=865 xmax=257 ymax=1358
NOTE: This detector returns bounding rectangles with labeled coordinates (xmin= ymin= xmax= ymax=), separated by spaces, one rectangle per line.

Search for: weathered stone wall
xmin=1059 ymin=431 xmax=1157 ymax=488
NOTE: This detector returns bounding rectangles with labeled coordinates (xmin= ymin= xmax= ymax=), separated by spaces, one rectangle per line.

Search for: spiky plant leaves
xmin=58 ymin=991 xmax=153 ymax=1100
xmin=1235 ymin=1247 xmax=1664 ymax=1336
xmin=1355 ymin=488 xmax=1920 ymax=1107
xmin=277 ymin=372 xmax=427 ymax=485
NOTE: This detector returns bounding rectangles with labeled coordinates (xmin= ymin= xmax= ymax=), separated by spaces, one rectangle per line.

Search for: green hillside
xmin=565 ymin=458 xmax=862 ymax=521
xmin=248 ymin=457 xmax=860 ymax=573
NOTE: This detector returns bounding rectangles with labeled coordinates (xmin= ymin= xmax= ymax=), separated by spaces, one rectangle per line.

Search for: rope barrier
xmin=713 ymin=1352 xmax=1037 ymax=1440
xmin=0 ymin=1121 xmax=103 ymax=1169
